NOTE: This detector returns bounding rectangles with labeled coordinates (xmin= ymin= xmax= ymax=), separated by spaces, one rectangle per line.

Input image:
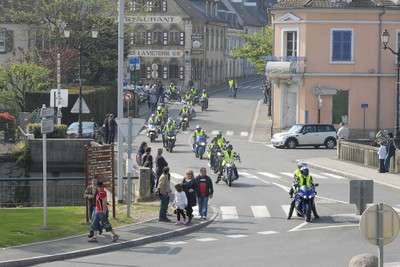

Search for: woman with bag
xmin=157 ymin=166 xmax=171 ymax=222
xmin=181 ymin=169 xmax=197 ymax=223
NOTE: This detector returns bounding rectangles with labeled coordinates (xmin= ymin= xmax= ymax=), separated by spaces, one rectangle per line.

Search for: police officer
xmin=193 ymin=125 xmax=206 ymax=149
xmin=218 ymin=144 xmax=240 ymax=183
xmin=162 ymin=120 xmax=176 ymax=148
xmin=148 ymin=113 xmax=160 ymax=126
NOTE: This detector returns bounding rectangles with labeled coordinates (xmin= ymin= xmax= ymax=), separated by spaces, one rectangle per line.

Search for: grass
xmin=0 ymin=202 xmax=160 ymax=248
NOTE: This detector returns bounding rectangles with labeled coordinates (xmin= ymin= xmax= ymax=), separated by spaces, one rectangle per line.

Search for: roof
xmin=175 ymin=0 xmax=208 ymax=21
xmin=231 ymin=2 xmax=269 ymax=26
xmin=271 ymin=0 xmax=400 ymax=9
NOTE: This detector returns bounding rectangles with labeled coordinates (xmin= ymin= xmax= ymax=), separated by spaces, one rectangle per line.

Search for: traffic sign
xmin=41 ymin=107 xmax=54 ymax=118
xmin=151 ymin=71 xmax=159 ymax=79
xmin=115 ymin=118 xmax=146 ymax=139
xmin=41 ymin=118 xmax=54 ymax=134
xmin=50 ymin=89 xmax=69 ymax=107
xmin=70 ymin=98 xmax=90 ymax=114
xmin=359 ymin=203 xmax=400 ymax=246
xmin=129 ymin=57 xmax=140 ymax=70
xmin=312 ymin=87 xmax=338 ymax=95
xmin=123 ymin=91 xmax=134 ymax=103
xmin=151 ymin=63 xmax=158 ymax=71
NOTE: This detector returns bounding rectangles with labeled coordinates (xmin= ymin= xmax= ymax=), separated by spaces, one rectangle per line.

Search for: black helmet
xmin=227 ymin=144 xmax=233 ymax=150
xmin=300 ymin=166 xmax=309 ymax=177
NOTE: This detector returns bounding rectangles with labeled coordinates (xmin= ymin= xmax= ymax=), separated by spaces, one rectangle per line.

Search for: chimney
xmin=205 ymin=1 xmax=208 ymax=16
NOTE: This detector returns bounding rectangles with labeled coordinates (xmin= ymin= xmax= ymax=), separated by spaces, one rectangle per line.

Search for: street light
xmin=64 ymin=24 xmax=98 ymax=137
xmin=381 ymin=29 xmax=400 ymax=140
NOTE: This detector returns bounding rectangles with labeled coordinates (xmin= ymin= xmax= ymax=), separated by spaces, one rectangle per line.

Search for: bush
xmin=27 ymin=123 xmax=68 ymax=138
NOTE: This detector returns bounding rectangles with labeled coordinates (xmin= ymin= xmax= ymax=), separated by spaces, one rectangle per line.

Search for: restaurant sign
xmin=129 ymin=49 xmax=183 ymax=58
xmin=125 ymin=16 xmax=182 ymax=24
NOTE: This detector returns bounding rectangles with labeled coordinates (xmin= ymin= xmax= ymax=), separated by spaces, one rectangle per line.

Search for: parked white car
xmin=271 ymin=124 xmax=337 ymax=149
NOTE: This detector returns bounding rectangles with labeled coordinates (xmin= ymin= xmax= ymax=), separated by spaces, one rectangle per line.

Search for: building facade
xmin=268 ymin=0 xmax=400 ymax=138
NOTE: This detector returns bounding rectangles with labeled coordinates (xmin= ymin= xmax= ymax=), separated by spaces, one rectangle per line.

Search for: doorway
xmin=280 ymin=82 xmax=298 ymax=128
xmin=332 ymin=90 xmax=349 ymax=124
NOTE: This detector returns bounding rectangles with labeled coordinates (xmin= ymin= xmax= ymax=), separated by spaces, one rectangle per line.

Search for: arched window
xmin=152 ymin=25 xmax=163 ymax=45
xmin=169 ymin=25 xmax=179 ymax=45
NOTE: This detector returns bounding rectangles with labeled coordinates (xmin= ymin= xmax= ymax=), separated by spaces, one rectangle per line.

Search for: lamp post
xmin=64 ymin=24 xmax=98 ymax=137
xmin=381 ymin=28 xmax=400 ymax=140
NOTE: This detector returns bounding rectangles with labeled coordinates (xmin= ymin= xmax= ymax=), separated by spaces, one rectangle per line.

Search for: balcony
xmin=264 ymin=56 xmax=306 ymax=82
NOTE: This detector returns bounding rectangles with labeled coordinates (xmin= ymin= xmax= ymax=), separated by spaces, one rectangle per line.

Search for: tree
xmin=232 ymin=26 xmax=273 ymax=74
xmin=0 ymin=63 xmax=52 ymax=111
xmin=2 ymin=0 xmax=123 ymax=86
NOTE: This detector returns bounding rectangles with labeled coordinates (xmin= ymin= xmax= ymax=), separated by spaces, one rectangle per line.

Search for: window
xmin=0 ymin=30 xmax=5 ymax=52
xmin=169 ymin=30 xmax=179 ymax=45
xmin=283 ymin=30 xmax=297 ymax=57
xmin=153 ymin=30 xmax=162 ymax=45
xmin=331 ymin=29 xmax=353 ymax=62
xmin=169 ymin=64 xmax=179 ymax=79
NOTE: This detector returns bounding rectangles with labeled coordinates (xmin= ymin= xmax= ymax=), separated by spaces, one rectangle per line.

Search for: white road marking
xmin=316 ymin=196 xmax=348 ymax=204
xmin=311 ymin=173 xmax=329 ymax=180
xmin=226 ymin=234 xmax=248 ymax=239
xmin=211 ymin=130 xmax=219 ymax=135
xmin=240 ymin=131 xmax=249 ymax=136
xmin=257 ymin=172 xmax=281 ymax=179
xmin=165 ymin=241 xmax=187 ymax=245
xmin=226 ymin=131 xmax=234 ymax=136
xmin=292 ymin=224 xmax=358 ymax=232
xmin=196 ymin=238 xmax=218 ymax=242
xmin=272 ymin=182 xmax=291 ymax=192
xmin=251 ymin=205 xmax=271 ymax=218
xmin=280 ymin=172 xmax=293 ymax=178
xmin=281 ymin=205 xmax=290 ymax=216
xmin=321 ymin=173 xmax=346 ymax=180
xmin=170 ymin=173 xmax=184 ymax=180
xmin=220 ymin=206 xmax=239 ymax=220
xmin=288 ymin=222 xmax=308 ymax=232
xmin=258 ymin=231 xmax=279 ymax=235
xmin=238 ymin=171 xmax=259 ymax=178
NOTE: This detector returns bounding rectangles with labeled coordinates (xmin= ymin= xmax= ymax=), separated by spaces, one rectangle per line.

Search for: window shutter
xmin=179 ymin=32 xmax=185 ymax=46
xmin=147 ymin=1 xmax=152 ymax=12
xmin=5 ymin=30 xmax=14 ymax=53
xmin=163 ymin=32 xmax=168 ymax=45
xmin=163 ymin=66 xmax=168 ymax=79
xmin=162 ymin=1 xmax=167 ymax=12
xmin=179 ymin=66 xmax=184 ymax=80
xmin=147 ymin=31 xmax=152 ymax=45
xmin=130 ymin=1 xmax=136 ymax=12
xmin=146 ymin=66 xmax=151 ymax=79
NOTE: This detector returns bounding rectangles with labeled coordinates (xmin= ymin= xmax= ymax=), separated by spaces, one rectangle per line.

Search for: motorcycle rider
xmin=148 ymin=113 xmax=160 ymax=127
xmin=162 ymin=120 xmax=176 ymax=148
xmin=184 ymin=91 xmax=192 ymax=102
xmin=207 ymin=138 xmax=222 ymax=173
xmin=167 ymin=117 xmax=177 ymax=129
xmin=287 ymin=162 xmax=307 ymax=219
xmin=170 ymin=82 xmax=176 ymax=93
xmin=179 ymin=104 xmax=190 ymax=128
xmin=200 ymin=89 xmax=209 ymax=109
xmin=287 ymin=166 xmax=319 ymax=220
xmin=211 ymin=131 xmax=228 ymax=149
xmin=193 ymin=125 xmax=207 ymax=154
xmin=190 ymin=86 xmax=198 ymax=97
xmin=217 ymin=144 xmax=240 ymax=183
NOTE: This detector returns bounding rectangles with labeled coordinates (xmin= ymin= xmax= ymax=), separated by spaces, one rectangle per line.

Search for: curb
xmin=0 ymin=210 xmax=218 ymax=267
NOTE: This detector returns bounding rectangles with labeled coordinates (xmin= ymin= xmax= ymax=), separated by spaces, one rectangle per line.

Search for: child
xmin=378 ymin=142 xmax=387 ymax=173
xmin=173 ymin=184 xmax=188 ymax=224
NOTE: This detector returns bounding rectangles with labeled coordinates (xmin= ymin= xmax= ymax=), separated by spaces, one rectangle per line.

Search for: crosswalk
xmin=138 ymin=129 xmax=250 ymax=137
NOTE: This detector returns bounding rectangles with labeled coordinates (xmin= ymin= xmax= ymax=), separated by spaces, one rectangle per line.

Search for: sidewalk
xmin=3 ymin=75 xmax=400 ymax=267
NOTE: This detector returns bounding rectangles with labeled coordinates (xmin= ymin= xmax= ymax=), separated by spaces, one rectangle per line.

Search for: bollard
xmin=349 ymin=180 xmax=373 ymax=215
xmin=138 ymin=167 xmax=150 ymax=200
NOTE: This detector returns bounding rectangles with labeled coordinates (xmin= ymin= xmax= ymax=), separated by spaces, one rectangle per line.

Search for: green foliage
xmin=232 ymin=26 xmax=273 ymax=75
xmin=26 ymin=123 xmax=68 ymax=138
xmin=0 ymin=63 xmax=52 ymax=111
xmin=14 ymin=141 xmax=32 ymax=170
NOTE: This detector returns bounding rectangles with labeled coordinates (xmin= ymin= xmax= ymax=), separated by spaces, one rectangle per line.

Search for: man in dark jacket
xmin=195 ymin=167 xmax=214 ymax=220
xmin=155 ymin=148 xmax=168 ymax=179
xmin=384 ymin=132 xmax=397 ymax=172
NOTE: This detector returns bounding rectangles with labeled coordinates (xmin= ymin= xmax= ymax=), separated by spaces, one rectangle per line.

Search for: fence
xmin=0 ymin=177 xmax=138 ymax=207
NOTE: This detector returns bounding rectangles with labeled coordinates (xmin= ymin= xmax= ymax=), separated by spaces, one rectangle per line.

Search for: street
xmin=36 ymin=78 xmax=400 ymax=267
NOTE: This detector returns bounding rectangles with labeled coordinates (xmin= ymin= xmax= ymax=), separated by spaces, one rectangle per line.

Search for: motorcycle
xmin=164 ymin=131 xmax=177 ymax=153
xmin=146 ymin=124 xmax=159 ymax=142
xmin=179 ymin=114 xmax=189 ymax=131
xmin=200 ymin=97 xmax=208 ymax=111
xmin=294 ymin=184 xmax=319 ymax=222
xmin=188 ymin=105 xmax=196 ymax=119
xmin=194 ymin=135 xmax=207 ymax=159
xmin=191 ymin=94 xmax=200 ymax=105
xmin=220 ymin=154 xmax=240 ymax=187
xmin=165 ymin=89 xmax=182 ymax=102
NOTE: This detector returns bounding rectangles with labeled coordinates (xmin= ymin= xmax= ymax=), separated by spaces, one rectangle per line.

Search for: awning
xmin=265 ymin=61 xmax=292 ymax=79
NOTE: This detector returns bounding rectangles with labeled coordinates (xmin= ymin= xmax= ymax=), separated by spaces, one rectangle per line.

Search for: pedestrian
xmin=173 ymin=183 xmax=188 ymax=224
xmin=143 ymin=153 xmax=156 ymax=196
xmin=88 ymin=180 xmax=119 ymax=243
xmin=157 ymin=166 xmax=172 ymax=222
xmin=337 ymin=122 xmax=350 ymax=140
xmin=378 ymin=142 xmax=387 ymax=173
xmin=182 ymin=169 xmax=197 ymax=223
xmin=375 ymin=130 xmax=387 ymax=146
xmin=155 ymin=148 xmax=168 ymax=179
xmin=136 ymin=142 xmax=147 ymax=166
xmin=102 ymin=114 xmax=110 ymax=143
xmin=195 ymin=167 xmax=213 ymax=220
xmin=228 ymin=77 xmax=234 ymax=97
xmin=148 ymin=91 xmax=158 ymax=114
xmin=157 ymin=81 xmax=165 ymax=103
xmin=233 ymin=79 xmax=238 ymax=99
xmin=384 ymin=132 xmax=397 ymax=172
xmin=141 ymin=147 xmax=152 ymax=167
xmin=107 ymin=114 xmax=117 ymax=144
xmin=84 ymin=178 xmax=97 ymax=224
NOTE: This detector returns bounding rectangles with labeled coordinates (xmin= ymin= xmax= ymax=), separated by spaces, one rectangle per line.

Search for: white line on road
xmin=220 ymin=206 xmax=239 ymax=220
xmin=226 ymin=234 xmax=248 ymax=239
xmin=280 ymin=172 xmax=293 ymax=178
xmin=291 ymin=224 xmax=358 ymax=232
xmin=321 ymin=173 xmax=346 ymax=180
xmin=311 ymin=173 xmax=329 ymax=180
xmin=251 ymin=205 xmax=271 ymax=218
xmin=164 ymin=241 xmax=187 ymax=245
xmin=226 ymin=131 xmax=234 ymax=136
xmin=196 ymin=238 xmax=218 ymax=242
xmin=281 ymin=205 xmax=290 ymax=216
xmin=240 ymin=131 xmax=249 ymax=136
xmin=257 ymin=172 xmax=281 ymax=179
xmin=238 ymin=171 xmax=259 ymax=178
xmin=288 ymin=222 xmax=308 ymax=232
xmin=211 ymin=130 xmax=219 ymax=135
xmin=258 ymin=231 xmax=279 ymax=235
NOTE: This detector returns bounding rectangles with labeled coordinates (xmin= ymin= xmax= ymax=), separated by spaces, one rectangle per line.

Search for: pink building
xmin=267 ymin=0 xmax=400 ymax=138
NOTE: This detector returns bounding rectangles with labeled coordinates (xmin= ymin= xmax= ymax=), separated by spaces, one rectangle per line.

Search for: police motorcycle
xmin=163 ymin=121 xmax=178 ymax=153
xmin=188 ymin=104 xmax=196 ymax=119
xmin=294 ymin=183 xmax=318 ymax=222
xmin=165 ymin=84 xmax=182 ymax=102
xmin=180 ymin=114 xmax=189 ymax=131
xmin=217 ymin=145 xmax=240 ymax=187
xmin=200 ymin=90 xmax=209 ymax=111
xmin=194 ymin=135 xmax=208 ymax=159
xmin=208 ymin=139 xmax=229 ymax=172
xmin=146 ymin=123 xmax=160 ymax=143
